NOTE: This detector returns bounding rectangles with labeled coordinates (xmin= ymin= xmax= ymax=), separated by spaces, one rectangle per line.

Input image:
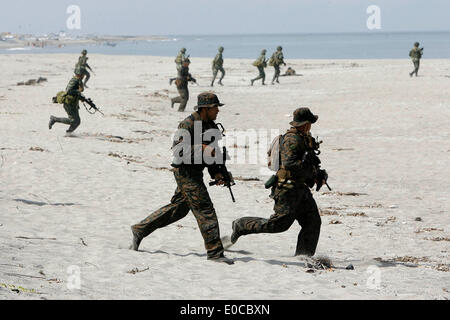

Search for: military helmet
xmin=261 ymin=49 xmax=267 ymax=54
xmin=194 ymin=92 xmax=225 ymax=111
xmin=218 ymin=46 xmax=224 ymax=52
xmin=277 ymin=46 xmax=282 ymax=51
xmin=414 ymin=42 xmax=420 ymax=47
xmin=82 ymin=49 xmax=87 ymax=55
xmin=290 ymin=107 xmax=318 ymax=127
xmin=180 ymin=48 xmax=186 ymax=53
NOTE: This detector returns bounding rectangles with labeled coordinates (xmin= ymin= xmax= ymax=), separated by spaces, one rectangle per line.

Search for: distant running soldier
xmin=75 ymin=49 xmax=93 ymax=88
xmin=211 ymin=46 xmax=225 ymax=87
xmin=269 ymin=46 xmax=286 ymax=84
xmin=130 ymin=92 xmax=234 ymax=265
xmin=170 ymin=58 xmax=197 ymax=112
xmin=409 ymin=42 xmax=423 ymax=77
xmin=251 ymin=49 xmax=267 ymax=86
xmin=230 ymin=108 xmax=329 ymax=257
xmin=49 ymin=68 xmax=84 ymax=133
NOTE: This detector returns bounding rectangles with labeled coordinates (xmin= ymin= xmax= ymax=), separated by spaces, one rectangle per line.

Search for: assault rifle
xmin=80 ymin=95 xmax=104 ymax=116
xmin=302 ymin=141 xmax=331 ymax=192
xmin=209 ymin=146 xmax=236 ymax=202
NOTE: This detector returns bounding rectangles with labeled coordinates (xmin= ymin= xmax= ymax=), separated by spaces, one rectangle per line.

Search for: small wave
xmin=7 ymin=47 xmax=32 ymax=51
xmin=147 ymin=38 xmax=178 ymax=42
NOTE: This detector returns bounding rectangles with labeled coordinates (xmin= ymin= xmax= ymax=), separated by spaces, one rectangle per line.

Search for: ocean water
xmin=2 ymin=32 xmax=450 ymax=59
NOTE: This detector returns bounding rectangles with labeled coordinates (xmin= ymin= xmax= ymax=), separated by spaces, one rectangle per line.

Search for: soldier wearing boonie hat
xmin=130 ymin=92 xmax=234 ymax=265
xmin=230 ymin=107 xmax=327 ymax=257
xmin=194 ymin=92 xmax=225 ymax=111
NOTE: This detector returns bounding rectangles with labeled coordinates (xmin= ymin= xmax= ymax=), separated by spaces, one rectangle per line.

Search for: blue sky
xmin=1 ymin=0 xmax=450 ymax=35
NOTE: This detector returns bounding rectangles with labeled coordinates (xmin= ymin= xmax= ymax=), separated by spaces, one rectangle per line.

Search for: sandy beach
xmin=0 ymin=54 xmax=449 ymax=300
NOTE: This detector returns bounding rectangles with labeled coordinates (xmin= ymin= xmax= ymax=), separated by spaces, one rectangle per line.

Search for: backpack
xmin=54 ymin=91 xmax=67 ymax=104
xmin=267 ymin=134 xmax=282 ymax=171
xmin=268 ymin=53 xmax=276 ymax=66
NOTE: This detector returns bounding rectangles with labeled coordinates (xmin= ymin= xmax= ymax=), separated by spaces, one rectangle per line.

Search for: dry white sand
xmin=0 ymin=54 xmax=449 ymax=300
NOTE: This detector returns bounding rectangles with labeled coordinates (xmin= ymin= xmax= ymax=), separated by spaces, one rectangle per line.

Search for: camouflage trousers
xmin=233 ymin=184 xmax=321 ymax=256
xmin=410 ymin=60 xmax=420 ymax=76
xmin=272 ymin=64 xmax=281 ymax=83
xmin=52 ymin=103 xmax=81 ymax=133
xmin=131 ymin=167 xmax=224 ymax=259
xmin=81 ymin=69 xmax=90 ymax=86
xmin=252 ymin=66 xmax=266 ymax=84
xmin=171 ymin=87 xmax=189 ymax=112
xmin=211 ymin=66 xmax=225 ymax=85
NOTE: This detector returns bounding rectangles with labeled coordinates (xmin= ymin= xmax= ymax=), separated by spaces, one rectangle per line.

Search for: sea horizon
xmin=2 ymin=31 xmax=450 ymax=59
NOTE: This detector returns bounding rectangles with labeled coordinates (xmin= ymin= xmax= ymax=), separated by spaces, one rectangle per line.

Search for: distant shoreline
xmin=0 ymin=35 xmax=170 ymax=50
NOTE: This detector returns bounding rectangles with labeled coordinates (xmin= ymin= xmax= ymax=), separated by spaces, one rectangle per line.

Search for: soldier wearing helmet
xmin=269 ymin=46 xmax=286 ymax=85
xmin=211 ymin=46 xmax=225 ymax=87
xmin=48 ymin=68 xmax=85 ymax=133
xmin=170 ymin=58 xmax=197 ymax=112
xmin=170 ymin=48 xmax=190 ymax=85
xmin=409 ymin=41 xmax=423 ymax=77
xmin=251 ymin=49 xmax=268 ymax=86
xmin=74 ymin=49 xmax=93 ymax=88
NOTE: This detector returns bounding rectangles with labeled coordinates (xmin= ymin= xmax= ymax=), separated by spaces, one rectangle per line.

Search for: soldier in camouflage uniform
xmin=211 ymin=46 xmax=225 ymax=87
xmin=251 ymin=49 xmax=267 ymax=86
xmin=75 ymin=49 xmax=93 ymax=88
xmin=170 ymin=48 xmax=188 ymax=85
xmin=230 ymin=108 xmax=327 ymax=257
xmin=48 ymin=68 xmax=84 ymax=133
xmin=130 ymin=93 xmax=234 ymax=265
xmin=409 ymin=42 xmax=423 ymax=77
xmin=170 ymin=58 xmax=197 ymax=112
xmin=283 ymin=67 xmax=296 ymax=76
xmin=269 ymin=46 xmax=286 ymax=85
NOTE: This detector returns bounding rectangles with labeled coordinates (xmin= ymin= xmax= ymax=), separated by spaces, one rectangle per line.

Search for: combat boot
xmin=207 ymin=254 xmax=234 ymax=265
xmin=250 ymin=79 xmax=254 ymax=86
xmin=230 ymin=220 xmax=242 ymax=244
xmin=48 ymin=116 xmax=56 ymax=130
xmin=129 ymin=227 xmax=143 ymax=251
xmin=218 ymin=80 xmax=223 ymax=86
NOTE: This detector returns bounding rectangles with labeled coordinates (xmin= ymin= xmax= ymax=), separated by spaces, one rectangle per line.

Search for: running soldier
xmin=130 ymin=93 xmax=234 ymax=265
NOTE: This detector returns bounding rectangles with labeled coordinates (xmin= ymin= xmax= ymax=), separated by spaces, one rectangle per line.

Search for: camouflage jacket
xmin=279 ymin=128 xmax=316 ymax=183
xmin=253 ymin=54 xmax=267 ymax=68
xmin=271 ymin=51 xmax=284 ymax=66
xmin=176 ymin=66 xmax=195 ymax=89
xmin=175 ymin=52 xmax=186 ymax=65
xmin=77 ymin=55 xmax=90 ymax=70
xmin=409 ymin=47 xmax=422 ymax=61
xmin=66 ymin=77 xmax=83 ymax=97
xmin=212 ymin=53 xmax=224 ymax=68
xmin=171 ymin=112 xmax=222 ymax=178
